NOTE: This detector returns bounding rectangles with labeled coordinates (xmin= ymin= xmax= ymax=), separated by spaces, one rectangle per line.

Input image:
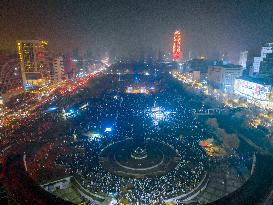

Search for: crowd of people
xmin=56 ymin=75 xmax=209 ymax=204
xmin=0 ymin=74 xmax=254 ymax=205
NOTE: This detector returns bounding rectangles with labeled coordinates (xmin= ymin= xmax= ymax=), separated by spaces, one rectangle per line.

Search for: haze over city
xmin=1 ymin=0 xmax=273 ymax=61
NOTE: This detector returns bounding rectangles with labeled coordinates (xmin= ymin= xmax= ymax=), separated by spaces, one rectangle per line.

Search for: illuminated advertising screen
xmin=126 ymin=87 xmax=133 ymax=93
xmin=234 ymin=79 xmax=271 ymax=101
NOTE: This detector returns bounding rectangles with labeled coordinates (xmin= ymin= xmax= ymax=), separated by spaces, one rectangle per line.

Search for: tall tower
xmin=17 ymin=40 xmax=50 ymax=87
xmin=172 ymin=31 xmax=182 ymax=62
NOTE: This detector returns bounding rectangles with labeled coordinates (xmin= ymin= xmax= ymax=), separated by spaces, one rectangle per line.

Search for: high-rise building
xmin=52 ymin=56 xmax=65 ymax=82
xmin=208 ymin=64 xmax=243 ymax=93
xmin=259 ymin=52 xmax=273 ymax=76
xmin=252 ymin=43 xmax=273 ymax=74
xmin=239 ymin=51 xmax=248 ymax=68
xmin=172 ymin=31 xmax=182 ymax=62
xmin=63 ymin=54 xmax=76 ymax=79
xmin=0 ymin=54 xmax=22 ymax=94
xmin=157 ymin=50 xmax=164 ymax=63
xmin=253 ymin=57 xmax=263 ymax=73
xmin=17 ymin=40 xmax=50 ymax=87
xmin=261 ymin=43 xmax=273 ymax=58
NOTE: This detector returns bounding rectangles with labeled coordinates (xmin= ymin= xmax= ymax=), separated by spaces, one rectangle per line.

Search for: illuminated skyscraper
xmin=17 ymin=40 xmax=50 ymax=87
xmin=172 ymin=31 xmax=182 ymax=61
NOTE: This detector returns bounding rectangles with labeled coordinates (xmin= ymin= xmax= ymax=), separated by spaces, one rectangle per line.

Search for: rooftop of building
xmin=209 ymin=63 xmax=242 ymax=69
xmin=16 ymin=39 xmax=48 ymax=42
xmin=262 ymin=43 xmax=273 ymax=47
xmin=239 ymin=75 xmax=273 ymax=85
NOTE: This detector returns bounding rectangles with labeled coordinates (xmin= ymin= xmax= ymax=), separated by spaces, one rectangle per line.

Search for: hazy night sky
xmin=1 ymin=0 xmax=273 ymax=61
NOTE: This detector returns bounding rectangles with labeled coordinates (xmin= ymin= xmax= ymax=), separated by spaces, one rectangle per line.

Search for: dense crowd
xmin=0 ymin=74 xmax=264 ymax=205
xmin=56 ymin=75 xmax=209 ymax=204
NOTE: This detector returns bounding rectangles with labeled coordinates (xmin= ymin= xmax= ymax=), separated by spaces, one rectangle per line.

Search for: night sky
xmin=1 ymin=0 xmax=273 ymax=61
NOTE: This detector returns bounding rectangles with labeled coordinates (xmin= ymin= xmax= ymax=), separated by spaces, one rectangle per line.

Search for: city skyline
xmin=1 ymin=1 xmax=273 ymax=204
xmin=1 ymin=0 xmax=273 ymax=61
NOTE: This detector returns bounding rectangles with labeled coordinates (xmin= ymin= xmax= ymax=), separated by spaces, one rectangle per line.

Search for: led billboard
xmin=234 ymin=79 xmax=271 ymax=101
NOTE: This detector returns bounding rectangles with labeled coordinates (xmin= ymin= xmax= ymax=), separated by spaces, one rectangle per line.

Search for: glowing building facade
xmin=17 ymin=40 xmax=50 ymax=88
xmin=172 ymin=31 xmax=182 ymax=62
